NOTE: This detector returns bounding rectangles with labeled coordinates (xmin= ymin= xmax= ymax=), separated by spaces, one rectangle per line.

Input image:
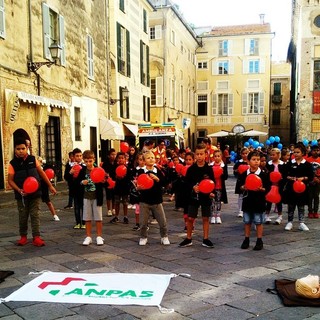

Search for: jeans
xmin=308 ymin=184 xmax=320 ymax=213
xmin=288 ymin=204 xmax=305 ymax=223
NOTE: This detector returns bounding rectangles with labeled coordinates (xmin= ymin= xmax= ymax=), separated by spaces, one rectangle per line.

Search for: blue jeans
xmin=288 ymin=204 xmax=305 ymax=222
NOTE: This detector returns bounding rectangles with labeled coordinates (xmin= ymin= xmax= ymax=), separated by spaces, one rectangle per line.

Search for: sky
xmin=172 ymin=0 xmax=292 ymax=61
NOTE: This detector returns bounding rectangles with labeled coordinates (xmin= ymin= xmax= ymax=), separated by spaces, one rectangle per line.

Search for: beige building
xmin=290 ymin=0 xmax=320 ymax=142
xmin=195 ymin=22 xmax=273 ymax=148
xmin=269 ymin=62 xmax=291 ymax=146
xmin=149 ymin=0 xmax=199 ymax=148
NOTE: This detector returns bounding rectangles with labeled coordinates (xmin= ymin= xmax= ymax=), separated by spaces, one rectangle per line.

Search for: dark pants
xmin=74 ymin=196 xmax=84 ymax=225
xmin=308 ymin=184 xmax=320 ymax=213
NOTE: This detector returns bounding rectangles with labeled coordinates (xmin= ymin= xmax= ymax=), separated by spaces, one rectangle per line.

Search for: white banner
xmin=3 ymin=272 xmax=176 ymax=306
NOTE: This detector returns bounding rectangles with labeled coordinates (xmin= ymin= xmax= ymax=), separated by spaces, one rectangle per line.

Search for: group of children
xmin=9 ymin=137 xmax=320 ymax=251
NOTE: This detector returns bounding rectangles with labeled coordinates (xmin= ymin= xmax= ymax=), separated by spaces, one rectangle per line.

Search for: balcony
xmin=272 ymin=94 xmax=283 ymax=104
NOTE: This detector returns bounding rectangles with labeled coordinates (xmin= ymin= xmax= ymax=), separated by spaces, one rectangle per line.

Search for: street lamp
xmin=27 ymin=41 xmax=62 ymax=73
xmin=168 ymin=110 xmax=181 ymax=122
xmin=110 ymin=87 xmax=129 ymax=105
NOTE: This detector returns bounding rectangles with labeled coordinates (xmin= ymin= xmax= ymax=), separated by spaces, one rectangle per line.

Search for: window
xmin=248 ymin=60 xmax=260 ymax=73
xmin=74 ymin=107 xmax=81 ymax=141
xmin=87 ymin=35 xmax=94 ymax=79
xmin=197 ymin=61 xmax=208 ymax=69
xmin=151 ymin=77 xmax=163 ymax=106
xmin=143 ymin=9 xmax=147 ymax=33
xmin=119 ymin=0 xmax=125 ymax=12
xmin=0 ymin=0 xmax=5 ymax=39
xmin=242 ymin=92 xmax=264 ymax=114
xmin=218 ymin=61 xmax=229 ymax=74
xmin=143 ymin=95 xmax=150 ymax=122
xmin=170 ymin=29 xmax=176 ymax=45
xmin=219 ymin=40 xmax=228 ymax=56
xmin=197 ymin=95 xmax=207 ymax=116
xmin=212 ymin=93 xmax=233 ymax=115
xmin=149 ymin=25 xmax=162 ymax=40
xmin=120 ymin=86 xmax=129 ymax=119
xmin=140 ymin=41 xmax=149 ymax=86
xmin=312 ymin=119 xmax=320 ymax=132
xmin=274 ymin=82 xmax=281 ymax=95
xmin=314 ymin=60 xmax=320 ymax=90
xmin=197 ymin=129 xmax=207 ymax=144
xmin=272 ymin=109 xmax=281 ymax=125
xmin=117 ymin=23 xmax=130 ymax=76
xmin=42 ymin=3 xmax=65 ymax=65
xmin=249 ymin=39 xmax=259 ymax=55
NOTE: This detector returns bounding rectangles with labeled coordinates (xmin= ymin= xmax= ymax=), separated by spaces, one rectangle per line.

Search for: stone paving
xmin=1 ymin=170 xmax=320 ymax=319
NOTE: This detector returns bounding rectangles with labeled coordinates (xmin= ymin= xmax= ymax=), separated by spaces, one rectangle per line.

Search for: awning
xmin=100 ymin=118 xmax=124 ymax=140
xmin=124 ymin=123 xmax=138 ymax=136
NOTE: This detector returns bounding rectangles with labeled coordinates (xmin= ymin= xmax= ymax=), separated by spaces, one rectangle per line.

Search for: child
xmin=179 ymin=143 xmax=215 ymax=248
xmin=238 ymin=151 xmax=269 ymax=250
xmin=210 ymin=149 xmax=228 ymax=224
xmin=63 ymin=151 xmax=74 ymax=209
xmin=137 ymin=151 xmax=170 ymax=246
xmin=283 ymin=142 xmax=314 ymax=231
xmin=234 ymin=147 xmax=249 ymax=218
xmin=109 ymin=152 xmax=131 ymax=224
xmin=8 ymin=138 xmax=57 ymax=246
xmin=281 ymin=148 xmax=291 ymax=164
xmin=102 ymin=148 xmax=117 ymax=216
xmin=78 ymin=150 xmax=104 ymax=246
xmin=306 ymin=145 xmax=320 ymax=218
xmin=265 ymin=148 xmax=286 ymax=225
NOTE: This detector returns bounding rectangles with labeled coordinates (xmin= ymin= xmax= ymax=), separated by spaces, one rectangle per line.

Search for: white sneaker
xmin=161 ymin=237 xmax=170 ymax=245
xmin=112 ymin=209 xmax=116 ymax=215
xmin=265 ymin=216 xmax=272 ymax=224
xmin=274 ymin=216 xmax=282 ymax=225
xmin=53 ymin=215 xmax=60 ymax=221
xmin=127 ymin=204 xmax=133 ymax=209
xmin=285 ymin=222 xmax=293 ymax=231
xmin=298 ymin=222 xmax=309 ymax=231
xmin=132 ymin=205 xmax=136 ymax=210
xmin=82 ymin=236 xmax=92 ymax=246
xmin=107 ymin=210 xmax=113 ymax=216
xmin=96 ymin=236 xmax=104 ymax=245
xmin=216 ymin=216 xmax=222 ymax=224
xmin=150 ymin=219 xmax=158 ymax=225
xmin=238 ymin=211 xmax=243 ymax=218
xmin=210 ymin=216 xmax=216 ymax=224
xmin=139 ymin=238 xmax=148 ymax=246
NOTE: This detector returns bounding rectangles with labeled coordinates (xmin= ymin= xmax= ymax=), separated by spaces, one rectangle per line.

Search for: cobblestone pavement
xmin=1 ymin=169 xmax=320 ymax=319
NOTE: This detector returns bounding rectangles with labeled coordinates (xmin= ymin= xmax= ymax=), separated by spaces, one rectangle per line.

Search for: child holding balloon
xmin=8 ymin=138 xmax=56 ymax=246
xmin=238 ymin=150 xmax=269 ymax=250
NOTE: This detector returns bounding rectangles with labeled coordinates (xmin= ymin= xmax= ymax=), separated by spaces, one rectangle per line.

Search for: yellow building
xmin=149 ymin=0 xmax=199 ymax=148
xmin=195 ymin=22 xmax=273 ymax=148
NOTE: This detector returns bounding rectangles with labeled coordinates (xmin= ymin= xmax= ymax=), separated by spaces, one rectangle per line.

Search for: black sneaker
xmin=110 ymin=217 xmax=119 ymax=224
xmin=179 ymin=238 xmax=193 ymax=247
xmin=253 ymin=239 xmax=263 ymax=251
xmin=241 ymin=238 xmax=250 ymax=249
xmin=123 ymin=217 xmax=129 ymax=224
xmin=64 ymin=205 xmax=73 ymax=209
xmin=133 ymin=224 xmax=140 ymax=231
xmin=202 ymin=239 xmax=214 ymax=248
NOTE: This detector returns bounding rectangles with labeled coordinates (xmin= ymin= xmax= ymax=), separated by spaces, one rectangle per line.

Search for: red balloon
xmin=265 ymin=185 xmax=281 ymax=203
xmin=238 ymin=164 xmax=249 ymax=174
xmin=137 ymin=173 xmax=154 ymax=190
xmin=90 ymin=167 xmax=106 ymax=183
xmin=198 ymin=179 xmax=215 ymax=193
xmin=180 ymin=165 xmax=190 ymax=177
xmin=44 ymin=168 xmax=55 ymax=180
xmin=72 ymin=164 xmax=82 ymax=178
xmin=213 ymin=166 xmax=223 ymax=179
xmin=175 ymin=163 xmax=183 ymax=174
xmin=120 ymin=142 xmax=130 ymax=153
xmin=270 ymin=171 xmax=282 ymax=184
xmin=106 ymin=177 xmax=115 ymax=189
xmin=168 ymin=161 xmax=174 ymax=168
xmin=245 ymin=174 xmax=262 ymax=191
xmin=293 ymin=180 xmax=306 ymax=193
xmin=23 ymin=177 xmax=39 ymax=194
xmin=116 ymin=165 xmax=127 ymax=178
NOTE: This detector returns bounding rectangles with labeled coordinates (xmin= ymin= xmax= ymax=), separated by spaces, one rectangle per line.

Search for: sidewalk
xmin=0 ymin=172 xmax=320 ymax=319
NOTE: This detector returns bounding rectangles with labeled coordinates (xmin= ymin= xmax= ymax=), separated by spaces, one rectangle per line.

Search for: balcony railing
xmin=272 ymin=95 xmax=282 ymax=104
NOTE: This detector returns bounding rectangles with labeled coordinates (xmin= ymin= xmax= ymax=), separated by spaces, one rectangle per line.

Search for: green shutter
xmin=126 ymin=29 xmax=130 ymax=77
xmin=140 ymin=40 xmax=143 ymax=84
xmin=42 ymin=2 xmax=51 ymax=59
xmin=146 ymin=45 xmax=150 ymax=86
xmin=143 ymin=9 xmax=147 ymax=33
xmin=117 ymin=23 xmax=121 ymax=73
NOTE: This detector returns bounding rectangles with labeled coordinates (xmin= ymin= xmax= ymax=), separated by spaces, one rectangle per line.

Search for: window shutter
xmin=119 ymin=0 xmax=125 ymax=11
xmin=242 ymin=93 xmax=248 ymax=115
xmin=228 ymin=93 xmax=233 ymax=115
xmin=244 ymin=39 xmax=250 ymax=55
xmin=42 ymin=2 xmax=51 ymax=59
xmin=155 ymin=25 xmax=162 ymax=39
xmin=0 ymin=0 xmax=5 ymax=39
xmin=227 ymin=40 xmax=232 ymax=55
xmin=143 ymin=9 xmax=147 ymax=33
xmin=156 ymin=77 xmax=163 ymax=106
xmin=59 ymin=15 xmax=66 ymax=66
xmin=218 ymin=41 xmax=223 ymax=56
xmin=116 ymin=23 xmax=121 ymax=72
xmin=146 ymin=45 xmax=150 ymax=86
xmin=212 ymin=93 xmax=217 ymax=115
xmin=126 ymin=29 xmax=130 ymax=77
xmin=259 ymin=92 xmax=264 ymax=114
xmin=243 ymin=59 xmax=248 ymax=74
xmin=260 ymin=59 xmax=265 ymax=73
xmin=140 ymin=40 xmax=144 ymax=84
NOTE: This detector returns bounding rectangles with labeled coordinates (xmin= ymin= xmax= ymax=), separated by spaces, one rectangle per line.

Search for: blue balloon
xmin=230 ymin=151 xmax=235 ymax=156
xmin=269 ymin=136 xmax=275 ymax=143
xmin=248 ymin=138 xmax=253 ymax=145
xmin=244 ymin=142 xmax=250 ymax=147
xmin=230 ymin=156 xmax=235 ymax=162
xmin=312 ymin=140 xmax=318 ymax=146
xmin=303 ymin=139 xmax=309 ymax=146
xmin=274 ymin=136 xmax=280 ymax=143
xmin=277 ymin=143 xmax=283 ymax=150
xmin=265 ymin=140 xmax=271 ymax=146
xmin=259 ymin=143 xmax=264 ymax=147
xmin=252 ymin=141 xmax=259 ymax=149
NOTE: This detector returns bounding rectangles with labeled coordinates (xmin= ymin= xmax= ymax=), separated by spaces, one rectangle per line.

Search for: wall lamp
xmin=27 ymin=41 xmax=62 ymax=73
xmin=168 ymin=110 xmax=181 ymax=122
xmin=110 ymin=87 xmax=129 ymax=105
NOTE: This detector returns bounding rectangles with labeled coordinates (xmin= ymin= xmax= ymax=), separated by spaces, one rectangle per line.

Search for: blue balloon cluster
xmin=303 ymin=139 xmax=318 ymax=147
xmin=230 ymin=150 xmax=236 ymax=163
xmin=243 ymin=138 xmax=264 ymax=150
xmin=265 ymin=136 xmax=282 ymax=150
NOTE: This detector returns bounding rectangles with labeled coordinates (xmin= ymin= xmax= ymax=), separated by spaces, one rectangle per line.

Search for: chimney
xmin=259 ymin=14 xmax=265 ymax=24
